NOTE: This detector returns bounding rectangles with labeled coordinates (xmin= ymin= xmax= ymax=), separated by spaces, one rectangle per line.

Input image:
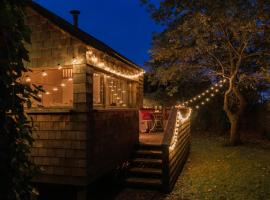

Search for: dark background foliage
xmin=0 ymin=0 xmax=40 ymax=199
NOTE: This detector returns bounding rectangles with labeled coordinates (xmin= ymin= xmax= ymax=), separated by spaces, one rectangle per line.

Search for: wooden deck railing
xmin=161 ymin=107 xmax=191 ymax=192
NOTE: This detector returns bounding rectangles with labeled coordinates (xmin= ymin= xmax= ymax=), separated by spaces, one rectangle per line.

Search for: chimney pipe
xmin=70 ymin=10 xmax=80 ymax=28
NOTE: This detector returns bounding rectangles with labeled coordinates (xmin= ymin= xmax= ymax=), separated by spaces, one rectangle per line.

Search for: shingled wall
xmin=25 ymin=5 xmax=140 ymax=189
xmin=25 ymin=7 xmax=91 ymax=186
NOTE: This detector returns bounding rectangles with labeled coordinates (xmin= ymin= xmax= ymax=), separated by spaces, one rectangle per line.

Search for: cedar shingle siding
xmin=25 ymin=3 xmax=142 ymax=188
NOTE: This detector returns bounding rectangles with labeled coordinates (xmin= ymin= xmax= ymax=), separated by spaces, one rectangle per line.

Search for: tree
xmin=141 ymin=0 xmax=270 ymax=145
xmin=0 ymin=0 xmax=40 ymax=199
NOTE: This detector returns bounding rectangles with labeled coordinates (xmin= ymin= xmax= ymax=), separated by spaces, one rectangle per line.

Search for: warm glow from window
xmin=93 ymin=72 xmax=137 ymax=108
xmin=23 ymin=68 xmax=73 ymax=107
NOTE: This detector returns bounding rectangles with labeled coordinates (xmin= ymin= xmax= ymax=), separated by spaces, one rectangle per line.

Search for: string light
xmin=60 ymin=83 xmax=66 ymax=87
xmin=176 ymin=78 xmax=228 ymax=110
xmin=87 ymin=50 xmax=144 ymax=80
xmin=72 ymin=57 xmax=77 ymax=64
xmin=25 ymin=76 xmax=31 ymax=82
xmin=42 ymin=71 xmax=48 ymax=77
xmin=52 ymin=87 xmax=59 ymax=91
xmin=170 ymin=108 xmax=192 ymax=151
xmin=58 ymin=64 xmax=62 ymax=70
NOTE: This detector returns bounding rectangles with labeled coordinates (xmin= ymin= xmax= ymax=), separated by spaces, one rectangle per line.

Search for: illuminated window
xmin=93 ymin=73 xmax=104 ymax=105
xmin=93 ymin=72 xmax=137 ymax=108
xmin=23 ymin=68 xmax=73 ymax=107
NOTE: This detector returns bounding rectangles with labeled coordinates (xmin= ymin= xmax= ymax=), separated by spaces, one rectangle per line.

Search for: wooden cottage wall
xmin=25 ymin=7 xmax=91 ymax=186
xmin=25 ymin=6 xmax=142 ymax=187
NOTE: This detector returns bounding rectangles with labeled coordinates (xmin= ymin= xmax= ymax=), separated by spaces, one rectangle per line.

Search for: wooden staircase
xmin=126 ymin=144 xmax=163 ymax=189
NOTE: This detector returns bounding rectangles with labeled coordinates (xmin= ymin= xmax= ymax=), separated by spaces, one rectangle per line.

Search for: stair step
xmin=137 ymin=144 xmax=163 ymax=151
xmin=132 ymin=158 xmax=162 ymax=168
xmin=132 ymin=158 xmax=162 ymax=164
xmin=126 ymin=177 xmax=162 ymax=187
xmin=130 ymin=167 xmax=162 ymax=175
xmin=135 ymin=149 xmax=162 ymax=158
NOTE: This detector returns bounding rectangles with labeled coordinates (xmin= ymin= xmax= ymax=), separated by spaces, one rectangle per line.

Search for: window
xmin=93 ymin=72 xmax=137 ymax=108
xmin=23 ymin=68 xmax=73 ymax=107
xmin=93 ymin=73 xmax=104 ymax=105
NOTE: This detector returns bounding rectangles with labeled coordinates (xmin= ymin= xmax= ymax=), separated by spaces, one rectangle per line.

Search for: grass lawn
xmin=116 ymin=132 xmax=270 ymax=200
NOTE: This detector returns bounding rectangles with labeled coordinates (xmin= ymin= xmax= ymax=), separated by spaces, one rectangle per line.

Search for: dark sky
xmin=35 ymin=0 xmax=162 ymax=68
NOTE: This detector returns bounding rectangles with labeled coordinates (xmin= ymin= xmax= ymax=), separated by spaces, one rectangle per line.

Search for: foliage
xmin=0 ymin=0 xmax=41 ymax=199
xmin=142 ymin=0 xmax=270 ymax=145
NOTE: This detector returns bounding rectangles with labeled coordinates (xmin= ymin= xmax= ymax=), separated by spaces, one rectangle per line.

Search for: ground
xmin=115 ymin=132 xmax=270 ymax=200
xmin=38 ymin=132 xmax=270 ymax=200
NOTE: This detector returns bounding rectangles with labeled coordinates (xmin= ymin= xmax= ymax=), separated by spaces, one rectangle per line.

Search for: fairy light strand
xmin=176 ymin=79 xmax=228 ymax=110
xmin=169 ymin=108 xmax=192 ymax=151
xmin=87 ymin=50 xmax=144 ymax=80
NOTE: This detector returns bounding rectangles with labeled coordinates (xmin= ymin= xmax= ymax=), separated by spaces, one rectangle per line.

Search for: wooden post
xmin=162 ymin=145 xmax=170 ymax=192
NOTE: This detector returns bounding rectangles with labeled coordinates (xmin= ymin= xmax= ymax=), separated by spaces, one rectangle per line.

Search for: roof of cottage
xmin=28 ymin=1 xmax=142 ymax=71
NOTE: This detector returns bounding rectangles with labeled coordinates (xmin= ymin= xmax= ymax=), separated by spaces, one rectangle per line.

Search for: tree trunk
xmin=223 ymin=73 xmax=243 ymax=146
xmin=229 ymin=116 xmax=241 ymax=145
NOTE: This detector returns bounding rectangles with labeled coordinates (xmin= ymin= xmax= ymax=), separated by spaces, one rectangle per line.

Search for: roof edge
xmin=27 ymin=0 xmax=143 ymax=71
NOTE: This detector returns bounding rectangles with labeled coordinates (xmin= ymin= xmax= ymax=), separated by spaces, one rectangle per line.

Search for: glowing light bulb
xmin=25 ymin=76 xmax=31 ymax=82
xmin=87 ymin=50 xmax=93 ymax=55
xmin=206 ymin=90 xmax=209 ymax=93
xmin=91 ymin=56 xmax=98 ymax=63
xmin=97 ymin=62 xmax=105 ymax=67
xmin=215 ymin=83 xmax=218 ymax=86
xmin=223 ymin=79 xmax=227 ymax=83
xmin=219 ymin=84 xmax=223 ymax=87
xmin=202 ymin=93 xmax=205 ymax=96
xmin=201 ymin=102 xmax=205 ymax=105
xmin=45 ymin=91 xmax=50 ymax=95
xmin=211 ymin=93 xmax=214 ymax=97
xmin=53 ymin=87 xmax=58 ymax=91
xmin=58 ymin=64 xmax=62 ymax=70
xmin=198 ymin=95 xmax=201 ymax=98
xmin=211 ymin=87 xmax=214 ymax=90
xmin=68 ymin=78 xmax=73 ymax=81
xmin=38 ymin=94 xmax=42 ymax=98
xmin=215 ymin=89 xmax=219 ymax=92
xmin=206 ymin=98 xmax=210 ymax=101
xmin=72 ymin=57 xmax=77 ymax=64
xmin=42 ymin=71 xmax=48 ymax=77
xmin=196 ymin=105 xmax=200 ymax=109
xmin=60 ymin=83 xmax=66 ymax=87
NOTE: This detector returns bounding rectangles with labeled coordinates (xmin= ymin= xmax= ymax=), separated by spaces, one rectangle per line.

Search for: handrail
xmin=162 ymin=106 xmax=192 ymax=147
xmin=161 ymin=106 xmax=192 ymax=192
xmin=162 ymin=107 xmax=177 ymax=146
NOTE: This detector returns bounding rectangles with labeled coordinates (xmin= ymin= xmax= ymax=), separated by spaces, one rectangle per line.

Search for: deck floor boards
xmin=139 ymin=132 xmax=164 ymax=145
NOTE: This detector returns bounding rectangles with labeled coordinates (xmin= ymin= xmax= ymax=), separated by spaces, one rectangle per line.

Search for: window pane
xmin=93 ymin=72 xmax=138 ymax=108
xmin=23 ymin=68 xmax=73 ymax=107
xmin=93 ymin=73 xmax=104 ymax=105
xmin=106 ymin=76 xmax=129 ymax=107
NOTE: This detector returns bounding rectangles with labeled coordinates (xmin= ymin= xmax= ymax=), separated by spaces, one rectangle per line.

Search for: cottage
xmin=24 ymin=2 xmax=191 ymax=199
xmin=25 ymin=1 xmax=144 ymax=198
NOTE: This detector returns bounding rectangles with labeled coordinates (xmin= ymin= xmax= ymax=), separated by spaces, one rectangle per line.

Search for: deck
xmin=127 ymin=108 xmax=191 ymax=192
xmin=139 ymin=132 xmax=164 ymax=145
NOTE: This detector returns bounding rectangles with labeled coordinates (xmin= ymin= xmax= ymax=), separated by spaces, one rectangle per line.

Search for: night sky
xmin=35 ymin=0 xmax=162 ymax=68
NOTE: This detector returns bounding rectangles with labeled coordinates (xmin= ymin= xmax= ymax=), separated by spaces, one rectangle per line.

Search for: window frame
xmin=93 ymin=70 xmax=138 ymax=109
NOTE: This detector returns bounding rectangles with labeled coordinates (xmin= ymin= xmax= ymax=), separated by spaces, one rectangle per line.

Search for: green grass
xmin=164 ymin=133 xmax=270 ymax=200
